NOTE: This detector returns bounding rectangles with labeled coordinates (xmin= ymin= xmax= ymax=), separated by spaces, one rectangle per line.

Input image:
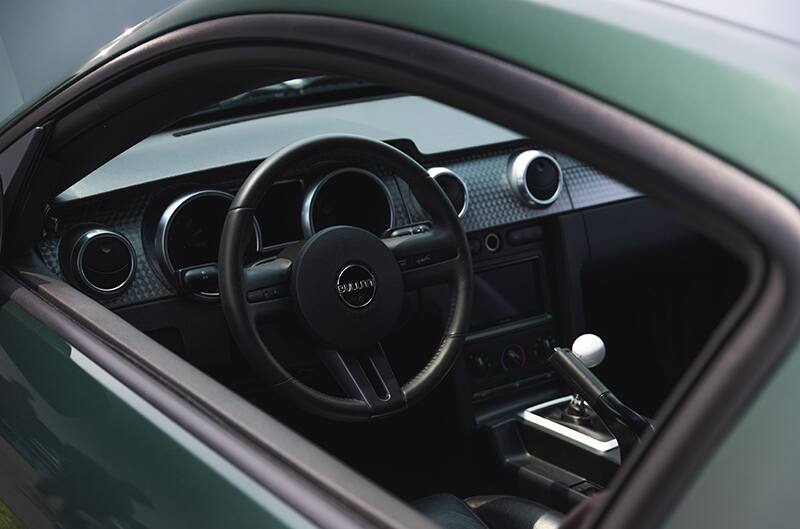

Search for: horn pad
xmin=291 ymin=226 xmax=403 ymax=350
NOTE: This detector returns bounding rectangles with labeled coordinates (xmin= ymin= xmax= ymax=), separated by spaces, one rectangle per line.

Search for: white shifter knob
xmin=571 ymin=334 xmax=606 ymax=368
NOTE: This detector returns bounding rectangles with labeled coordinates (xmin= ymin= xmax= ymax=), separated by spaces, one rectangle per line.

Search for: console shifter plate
xmin=520 ymin=396 xmax=620 ymax=454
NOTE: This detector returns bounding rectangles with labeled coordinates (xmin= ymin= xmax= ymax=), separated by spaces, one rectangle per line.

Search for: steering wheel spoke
xmin=319 ymin=343 xmax=405 ymax=416
xmin=383 ymin=228 xmax=459 ymax=289
xmin=247 ymin=295 xmax=291 ymax=322
xmin=243 ymin=255 xmax=294 ymax=321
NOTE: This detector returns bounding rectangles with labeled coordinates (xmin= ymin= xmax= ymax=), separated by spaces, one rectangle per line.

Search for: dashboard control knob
xmin=471 ymin=351 xmax=492 ymax=377
xmin=501 ymin=344 xmax=528 ymax=371
xmin=533 ymin=335 xmax=556 ymax=359
xmin=572 ymin=333 xmax=606 ymax=368
xmin=484 ymin=232 xmax=502 ymax=252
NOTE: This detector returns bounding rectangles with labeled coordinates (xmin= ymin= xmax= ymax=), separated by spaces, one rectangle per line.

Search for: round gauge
xmin=500 ymin=344 xmax=528 ymax=371
xmin=302 ymin=168 xmax=394 ymax=237
xmin=155 ymin=190 xmax=261 ymax=296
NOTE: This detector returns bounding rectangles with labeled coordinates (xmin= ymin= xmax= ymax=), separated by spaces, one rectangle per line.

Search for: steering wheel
xmin=219 ymin=135 xmax=473 ymax=421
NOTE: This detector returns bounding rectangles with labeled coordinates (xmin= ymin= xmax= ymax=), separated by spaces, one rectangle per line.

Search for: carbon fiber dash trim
xmin=403 ymin=146 xmax=635 ymax=233
xmin=37 ymin=194 xmax=176 ymax=309
xmin=565 ymin=165 xmax=642 ymax=209
xmin=38 ymin=144 xmax=639 ymax=308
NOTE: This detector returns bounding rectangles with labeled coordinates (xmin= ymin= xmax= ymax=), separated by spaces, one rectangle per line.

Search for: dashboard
xmin=37 ymin=95 xmax=641 ymax=399
xmin=40 ymin=141 xmax=637 ymax=305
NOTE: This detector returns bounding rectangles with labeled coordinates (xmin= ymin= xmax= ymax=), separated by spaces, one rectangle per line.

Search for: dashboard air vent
xmin=64 ymin=228 xmax=135 ymax=296
xmin=507 ymin=150 xmax=563 ymax=208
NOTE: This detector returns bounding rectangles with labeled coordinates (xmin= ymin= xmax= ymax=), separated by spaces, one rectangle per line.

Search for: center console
xmin=477 ymin=330 xmax=653 ymax=512
xmin=463 ymin=221 xmax=561 ymax=401
xmin=462 ymin=220 xmax=636 ymax=511
xmin=481 ymin=348 xmax=623 ymax=511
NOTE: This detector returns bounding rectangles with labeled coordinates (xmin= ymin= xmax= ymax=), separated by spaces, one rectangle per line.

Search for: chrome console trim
xmin=519 ymin=395 xmax=620 ymax=453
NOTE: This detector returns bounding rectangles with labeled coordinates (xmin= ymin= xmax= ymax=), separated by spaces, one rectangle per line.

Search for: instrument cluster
xmin=145 ymin=167 xmax=399 ymax=298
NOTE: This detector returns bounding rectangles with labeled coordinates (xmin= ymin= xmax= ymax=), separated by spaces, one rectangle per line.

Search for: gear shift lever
xmin=547 ymin=334 xmax=654 ymax=459
xmin=563 ymin=334 xmax=606 ymax=421
xmin=572 ymin=333 xmax=606 ymax=367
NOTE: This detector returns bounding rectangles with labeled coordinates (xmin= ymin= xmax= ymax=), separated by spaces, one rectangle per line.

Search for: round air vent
xmin=429 ymin=167 xmax=469 ymax=218
xmin=507 ymin=150 xmax=563 ymax=208
xmin=67 ymin=228 xmax=135 ymax=295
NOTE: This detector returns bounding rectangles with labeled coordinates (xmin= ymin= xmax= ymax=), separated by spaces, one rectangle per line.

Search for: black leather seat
xmin=414 ymin=494 xmax=563 ymax=529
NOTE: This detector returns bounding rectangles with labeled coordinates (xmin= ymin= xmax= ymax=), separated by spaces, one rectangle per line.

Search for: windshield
xmin=173 ymin=76 xmax=395 ymax=130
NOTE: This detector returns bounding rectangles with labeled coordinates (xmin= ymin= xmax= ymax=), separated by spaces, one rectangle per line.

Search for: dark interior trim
xmin=4 ymin=14 xmax=800 ymax=529
xmin=0 ymin=125 xmax=51 ymax=252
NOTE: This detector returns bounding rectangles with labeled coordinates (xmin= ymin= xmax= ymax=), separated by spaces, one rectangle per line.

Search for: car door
xmin=1 ymin=4 xmax=799 ymax=529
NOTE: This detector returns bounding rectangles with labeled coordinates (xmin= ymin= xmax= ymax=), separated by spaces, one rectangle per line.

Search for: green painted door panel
xmin=0 ymin=298 xmax=316 ymax=529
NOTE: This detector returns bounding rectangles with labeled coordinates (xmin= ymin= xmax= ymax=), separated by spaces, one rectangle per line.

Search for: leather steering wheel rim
xmin=219 ymin=134 xmax=473 ymax=421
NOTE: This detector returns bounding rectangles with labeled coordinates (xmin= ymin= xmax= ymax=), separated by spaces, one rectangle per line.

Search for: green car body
xmin=1 ymin=1 xmax=799 ymax=528
xmin=0 ymin=298 xmax=314 ymax=529
xmin=7 ymin=0 xmax=800 ymax=197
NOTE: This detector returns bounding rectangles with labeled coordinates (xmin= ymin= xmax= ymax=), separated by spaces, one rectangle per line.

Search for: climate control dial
xmin=500 ymin=344 xmax=528 ymax=371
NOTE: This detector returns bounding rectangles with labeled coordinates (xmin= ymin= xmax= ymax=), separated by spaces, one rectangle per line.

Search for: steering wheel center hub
xmin=291 ymin=226 xmax=403 ymax=350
